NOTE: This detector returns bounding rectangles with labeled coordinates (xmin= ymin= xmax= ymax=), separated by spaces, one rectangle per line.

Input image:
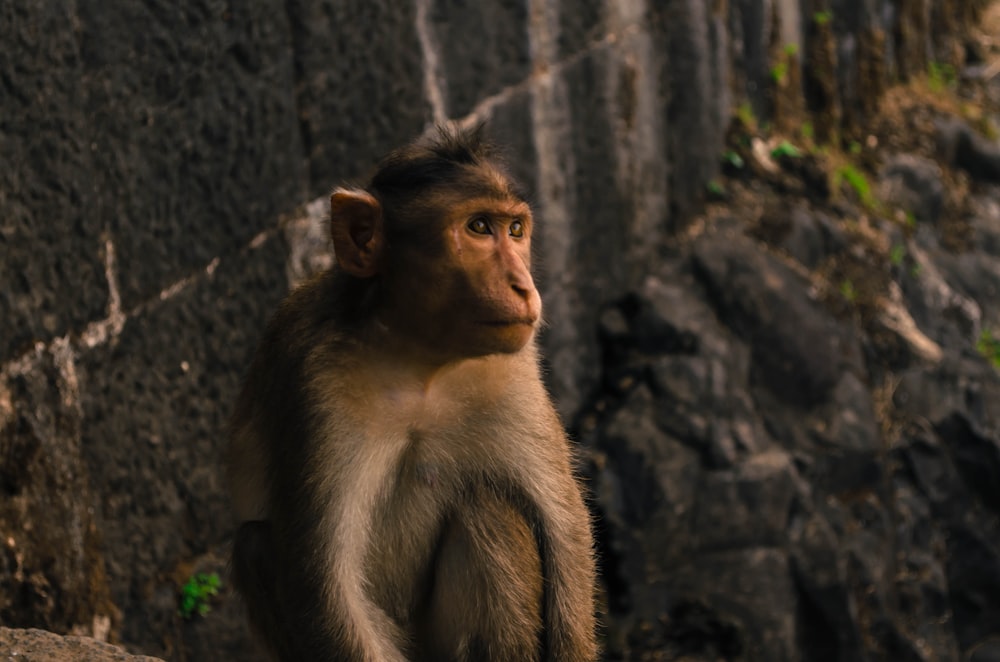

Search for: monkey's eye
xmin=509 ymin=221 xmax=525 ymax=238
xmin=468 ymin=216 xmax=492 ymax=235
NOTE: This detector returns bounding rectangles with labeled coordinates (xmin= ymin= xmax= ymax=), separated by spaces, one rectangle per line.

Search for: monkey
xmin=226 ymin=124 xmax=598 ymax=662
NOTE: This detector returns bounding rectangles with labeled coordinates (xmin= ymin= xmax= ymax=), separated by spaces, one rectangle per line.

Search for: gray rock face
xmin=285 ymin=0 xmax=428 ymax=194
xmin=939 ymin=117 xmax=1000 ymax=183
xmin=0 ymin=344 xmax=113 ymax=633
xmin=879 ymin=154 xmax=947 ymax=224
xmin=430 ymin=0 xmax=531 ymax=118
xmin=585 ymin=221 xmax=1000 ymax=659
xmin=2 ymin=0 xmax=997 ymax=660
xmin=692 ymin=233 xmax=865 ymax=410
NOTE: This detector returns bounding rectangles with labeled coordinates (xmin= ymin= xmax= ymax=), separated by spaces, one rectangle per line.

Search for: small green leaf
xmin=723 ymin=150 xmax=745 ymax=169
xmin=977 ymin=329 xmax=1000 ymax=368
xmin=840 ymin=279 xmax=857 ymax=302
xmin=736 ymin=102 xmax=757 ymax=130
xmin=771 ymin=61 xmax=788 ymax=84
xmin=928 ymin=61 xmax=957 ymax=93
xmin=178 ymin=572 xmax=221 ymax=619
xmin=835 ymin=164 xmax=876 ymax=209
xmin=890 ymin=244 xmax=905 ymax=266
xmin=771 ymin=140 xmax=802 ymax=159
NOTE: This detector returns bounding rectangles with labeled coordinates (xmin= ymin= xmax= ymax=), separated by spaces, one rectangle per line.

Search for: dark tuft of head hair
xmin=366 ymin=123 xmax=521 ymax=244
xmin=421 ymin=122 xmax=496 ymax=165
xmin=370 ymin=123 xmax=498 ymax=196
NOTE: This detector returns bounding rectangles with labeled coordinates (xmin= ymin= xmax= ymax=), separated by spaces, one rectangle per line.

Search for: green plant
xmin=771 ymin=43 xmax=799 ymax=84
xmin=834 ymin=164 xmax=876 ymax=209
xmin=840 ymin=278 xmax=858 ymax=303
xmin=840 ymin=279 xmax=857 ymax=302
xmin=722 ymin=150 xmax=745 ymax=169
xmin=771 ymin=140 xmax=802 ymax=159
xmin=179 ymin=573 xmax=221 ymax=619
xmin=977 ymin=329 xmax=1000 ymax=368
xmin=889 ymin=244 xmax=906 ymax=266
xmin=800 ymin=121 xmax=814 ymax=141
xmin=814 ymin=10 xmax=833 ymax=26
xmin=736 ymin=101 xmax=758 ymax=131
xmin=928 ymin=61 xmax=957 ymax=93
xmin=848 ymin=140 xmax=862 ymax=155
xmin=771 ymin=61 xmax=788 ymax=85
xmin=982 ymin=118 xmax=999 ymax=141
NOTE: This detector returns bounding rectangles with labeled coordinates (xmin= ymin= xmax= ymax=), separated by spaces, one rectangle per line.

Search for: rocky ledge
xmin=0 ymin=627 xmax=163 ymax=662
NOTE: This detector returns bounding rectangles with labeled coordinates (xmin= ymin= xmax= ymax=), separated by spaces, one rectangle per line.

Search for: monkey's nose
xmin=511 ymin=282 xmax=531 ymax=298
xmin=511 ymin=283 xmax=541 ymax=324
xmin=508 ymin=266 xmax=535 ymax=297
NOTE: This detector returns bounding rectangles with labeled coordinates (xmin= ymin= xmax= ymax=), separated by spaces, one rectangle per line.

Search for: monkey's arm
xmin=514 ymin=408 xmax=598 ymax=662
xmin=230 ymin=454 xmax=410 ymax=661
xmin=229 ymin=373 xmax=411 ymax=661
xmin=296 ymin=424 xmax=412 ymax=662
xmin=537 ymin=464 xmax=599 ymax=662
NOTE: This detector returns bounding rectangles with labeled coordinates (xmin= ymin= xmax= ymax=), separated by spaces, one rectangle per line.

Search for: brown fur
xmin=227 ymin=126 xmax=597 ymax=661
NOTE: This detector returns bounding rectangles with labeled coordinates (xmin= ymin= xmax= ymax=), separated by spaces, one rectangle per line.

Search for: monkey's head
xmin=328 ymin=125 xmax=541 ymax=363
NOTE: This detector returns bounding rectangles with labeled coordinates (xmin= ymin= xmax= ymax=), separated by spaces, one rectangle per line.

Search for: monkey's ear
xmin=329 ymin=188 xmax=385 ymax=278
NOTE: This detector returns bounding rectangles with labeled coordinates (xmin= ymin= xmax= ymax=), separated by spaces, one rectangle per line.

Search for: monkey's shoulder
xmin=238 ymin=275 xmax=365 ymax=394
xmin=264 ymin=272 xmax=354 ymax=350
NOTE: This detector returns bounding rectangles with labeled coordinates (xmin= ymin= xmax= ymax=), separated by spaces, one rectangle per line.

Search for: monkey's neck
xmin=348 ymin=326 xmax=535 ymax=398
xmin=356 ymin=321 xmax=446 ymax=384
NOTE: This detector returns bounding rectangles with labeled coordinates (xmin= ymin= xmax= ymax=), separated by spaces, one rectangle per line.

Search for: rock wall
xmin=1 ymin=1 xmax=995 ymax=660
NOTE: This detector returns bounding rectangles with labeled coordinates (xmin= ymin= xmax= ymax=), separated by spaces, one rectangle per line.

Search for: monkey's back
xmin=227 ymin=270 xmax=356 ymax=522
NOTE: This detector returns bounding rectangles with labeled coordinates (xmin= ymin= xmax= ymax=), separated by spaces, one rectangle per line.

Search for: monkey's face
xmin=385 ymin=194 xmax=541 ymax=361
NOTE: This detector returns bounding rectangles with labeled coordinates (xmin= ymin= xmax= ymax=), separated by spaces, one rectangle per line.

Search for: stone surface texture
xmin=0 ymin=627 xmax=163 ymax=662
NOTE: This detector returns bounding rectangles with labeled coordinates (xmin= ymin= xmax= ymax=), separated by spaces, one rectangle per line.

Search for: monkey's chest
xmin=355 ymin=386 xmax=523 ymax=620
xmin=362 ymin=426 xmax=469 ymax=619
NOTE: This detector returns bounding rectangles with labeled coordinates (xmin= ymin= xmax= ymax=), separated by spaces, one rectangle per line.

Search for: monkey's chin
xmin=476 ymin=322 xmax=536 ymax=355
